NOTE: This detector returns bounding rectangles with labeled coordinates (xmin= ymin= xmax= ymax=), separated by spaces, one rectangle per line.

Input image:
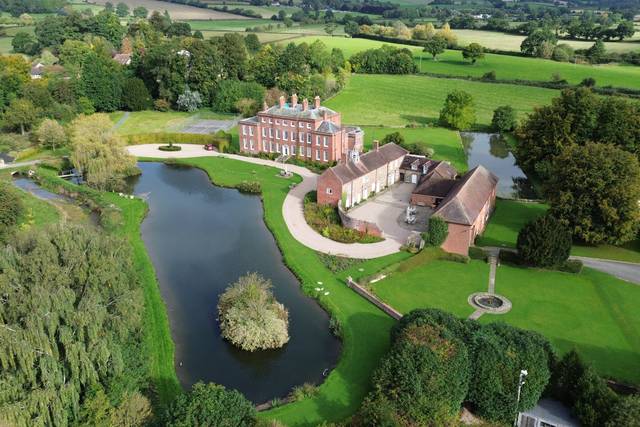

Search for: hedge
xmin=126 ymin=133 xmax=230 ymax=153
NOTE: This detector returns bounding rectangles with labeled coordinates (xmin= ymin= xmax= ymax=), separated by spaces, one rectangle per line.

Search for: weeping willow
xmin=0 ymin=225 xmax=145 ymax=426
xmin=69 ymin=114 xmax=138 ymax=191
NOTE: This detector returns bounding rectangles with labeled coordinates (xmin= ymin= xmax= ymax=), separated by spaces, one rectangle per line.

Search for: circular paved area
xmin=127 ymin=144 xmax=404 ymax=259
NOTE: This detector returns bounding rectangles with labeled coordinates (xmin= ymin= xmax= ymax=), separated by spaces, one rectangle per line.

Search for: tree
xmin=521 ymin=29 xmax=557 ymax=58
xmin=439 ymin=90 xmax=476 ymax=130
xmin=34 ymin=118 xmax=67 ymax=151
xmin=165 ymin=382 xmax=255 ymax=427
xmin=552 ymin=43 xmax=575 ymax=62
xmin=468 ymin=323 xmax=554 ymax=424
xmin=11 ymin=31 xmax=39 ymax=55
xmin=218 ymin=273 xmax=289 ymax=351
xmin=79 ymin=52 xmax=124 ymax=112
xmin=606 ymin=395 xmax=640 ymax=427
xmin=462 ymin=42 xmax=485 ymax=64
xmin=324 ymin=23 xmax=337 ymax=36
xmin=176 ymin=88 xmax=202 ymax=112
xmin=244 ymin=33 xmax=261 ymax=54
xmin=546 ymin=143 xmax=640 ymax=245
xmin=212 ymin=80 xmax=265 ymax=114
xmin=423 ymin=35 xmax=447 ymax=60
xmin=2 ymin=98 xmax=38 ymax=135
xmin=344 ymin=21 xmax=359 ymax=36
xmin=491 ymin=105 xmax=516 ymax=132
xmin=359 ymin=322 xmax=470 ymax=426
xmin=0 ymin=226 xmax=145 ymax=426
xmin=423 ymin=216 xmax=449 ymax=247
xmin=381 ymin=131 xmax=404 ymax=145
xmin=69 ymin=114 xmax=137 ymax=190
xmin=0 ymin=182 xmax=23 ymax=240
xmin=132 ymin=6 xmax=148 ymax=18
xmin=122 ymin=77 xmax=152 ymax=111
xmin=614 ymin=20 xmax=635 ymax=41
xmin=437 ymin=22 xmax=457 ymax=47
xmin=167 ymin=22 xmax=192 ymax=37
xmin=116 ymin=2 xmax=129 ymax=17
xmin=516 ymin=214 xmax=572 ymax=267
xmin=104 ymin=1 xmax=114 ymax=12
xmin=586 ymin=39 xmax=606 ymax=63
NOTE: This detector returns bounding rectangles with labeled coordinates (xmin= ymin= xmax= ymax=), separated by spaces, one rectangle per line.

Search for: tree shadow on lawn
xmin=305 ymin=310 xmax=395 ymax=426
xmin=550 ymin=338 xmax=640 ymax=386
xmin=399 ymin=114 xmax=437 ymax=126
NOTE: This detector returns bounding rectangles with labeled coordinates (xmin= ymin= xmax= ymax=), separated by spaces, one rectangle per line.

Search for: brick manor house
xmin=238 ymin=94 xmax=363 ymax=163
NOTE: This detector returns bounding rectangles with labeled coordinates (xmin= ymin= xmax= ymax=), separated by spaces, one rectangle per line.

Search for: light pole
xmin=513 ymin=369 xmax=528 ymax=427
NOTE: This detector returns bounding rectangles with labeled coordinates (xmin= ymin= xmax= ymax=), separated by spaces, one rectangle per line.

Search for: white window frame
xmin=291 ymin=132 xmax=295 ymax=142
xmin=242 ymin=138 xmax=247 ymax=149
xmin=316 ymin=136 xmax=320 ymax=146
xmin=299 ymin=146 xmax=304 ymax=156
xmin=269 ymin=128 xmax=273 ymax=138
xmin=283 ymin=130 xmax=288 ymax=140
xmin=316 ymin=150 xmax=320 ymax=161
xmin=242 ymin=126 xmax=247 ymax=135
xmin=268 ymin=118 xmax=272 ymax=124
xmin=299 ymin=122 xmax=304 ymax=128
xmin=323 ymin=151 xmax=328 ymax=162
xmin=290 ymin=121 xmax=295 ymax=127
xmin=326 ymin=187 xmax=333 ymax=195
xmin=262 ymin=128 xmax=266 ymax=137
xmin=283 ymin=120 xmax=288 ymax=126
xmin=275 ymin=120 xmax=280 ymax=125
xmin=249 ymin=127 xmax=254 ymax=136
xmin=276 ymin=129 xmax=280 ymax=139
xmin=307 ymin=134 xmax=311 ymax=144
xmin=299 ymin=132 xmax=304 ymax=142
xmin=249 ymin=139 xmax=254 ymax=150
xmin=307 ymin=123 xmax=311 ymax=129
xmin=261 ymin=118 xmax=265 ymax=123
xmin=323 ymin=136 xmax=328 ymax=147
xmin=307 ymin=147 xmax=311 ymax=157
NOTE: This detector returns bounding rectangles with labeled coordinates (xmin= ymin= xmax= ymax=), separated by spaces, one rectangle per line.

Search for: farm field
xmin=372 ymin=256 xmax=640 ymax=385
xmin=0 ymin=37 xmax=11 ymax=54
xmin=293 ymin=36 xmax=640 ymax=89
xmin=92 ymin=0 xmax=245 ymax=20
xmin=187 ymin=18 xmax=273 ymax=31
xmin=359 ymin=126 xmax=467 ymax=172
xmin=325 ymin=73 xmax=558 ymax=127
xmin=454 ymin=29 xmax=640 ymax=53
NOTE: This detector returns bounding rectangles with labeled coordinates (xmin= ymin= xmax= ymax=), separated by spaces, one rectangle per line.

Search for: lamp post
xmin=513 ymin=369 xmax=528 ymax=427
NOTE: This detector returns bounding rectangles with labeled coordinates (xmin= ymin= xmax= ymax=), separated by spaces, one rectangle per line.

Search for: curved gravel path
xmin=127 ymin=144 xmax=403 ymax=259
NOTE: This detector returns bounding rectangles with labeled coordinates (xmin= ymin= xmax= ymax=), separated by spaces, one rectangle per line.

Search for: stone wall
xmin=338 ymin=205 xmax=383 ymax=237
xmin=346 ymin=277 xmax=402 ymax=320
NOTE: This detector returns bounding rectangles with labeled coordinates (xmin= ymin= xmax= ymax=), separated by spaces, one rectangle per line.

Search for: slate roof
xmin=30 ymin=63 xmax=44 ymax=76
xmin=112 ymin=53 xmax=132 ymax=65
xmin=413 ymin=160 xmax=458 ymax=198
xmin=328 ymin=143 xmax=409 ymax=183
xmin=262 ymin=104 xmax=337 ymax=120
xmin=401 ymin=154 xmax=430 ymax=170
xmin=316 ymin=120 xmax=341 ymax=134
xmin=433 ymin=165 xmax=498 ymax=226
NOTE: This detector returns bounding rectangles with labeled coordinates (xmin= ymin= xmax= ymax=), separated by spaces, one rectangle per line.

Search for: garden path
xmin=126 ymin=144 xmax=404 ymax=259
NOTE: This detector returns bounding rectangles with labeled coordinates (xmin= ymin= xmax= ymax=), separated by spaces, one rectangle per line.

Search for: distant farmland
xmin=91 ymin=0 xmax=246 ymax=20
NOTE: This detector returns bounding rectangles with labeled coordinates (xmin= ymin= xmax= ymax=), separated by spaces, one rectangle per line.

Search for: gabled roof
xmin=413 ymin=160 xmax=458 ymax=198
xmin=316 ymin=120 xmax=341 ymax=134
xmin=326 ymin=143 xmax=409 ymax=183
xmin=261 ymin=104 xmax=337 ymax=120
xmin=433 ymin=165 xmax=498 ymax=225
xmin=113 ymin=53 xmax=132 ymax=65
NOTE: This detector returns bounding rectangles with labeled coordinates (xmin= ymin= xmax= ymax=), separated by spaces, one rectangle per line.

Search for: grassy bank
xmin=325 ymin=74 xmax=558 ymax=127
xmin=372 ymin=254 xmax=640 ymax=385
xmin=174 ymin=156 xmax=410 ymax=426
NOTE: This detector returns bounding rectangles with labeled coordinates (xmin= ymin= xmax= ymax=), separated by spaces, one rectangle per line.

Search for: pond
xmin=462 ymin=132 xmax=536 ymax=199
xmin=130 ymin=162 xmax=340 ymax=403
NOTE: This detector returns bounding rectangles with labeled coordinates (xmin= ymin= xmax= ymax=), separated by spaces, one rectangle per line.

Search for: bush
xmin=154 ymin=99 xmax=170 ymax=111
xmin=165 ymin=382 xmax=255 ymax=427
xmin=289 ymin=383 xmax=319 ymax=402
xmin=359 ymin=322 xmax=471 ymax=426
xmin=558 ymin=259 xmax=583 ymax=274
xmin=380 ymin=131 xmax=404 ymax=145
xmin=468 ymin=246 xmax=488 ymax=261
xmin=392 ymin=308 xmax=479 ymax=346
xmin=423 ymin=216 xmax=449 ymax=247
xmin=439 ymin=252 xmax=470 ymax=264
xmin=158 ymin=145 xmax=182 ymax=152
xmin=468 ymin=323 xmax=555 ymax=424
xmin=121 ymin=77 xmax=152 ymax=111
xmin=217 ymin=272 xmax=289 ymax=351
xmin=516 ymin=214 xmax=572 ymax=268
xmin=552 ymin=44 xmax=575 ymax=62
xmin=176 ymin=88 xmax=202 ymax=112
xmin=212 ymin=80 xmax=265 ymax=113
xmin=439 ymin=90 xmax=476 ymax=130
xmin=491 ymin=105 xmax=517 ymax=132
xmin=0 ymin=182 xmax=24 ymax=239
xmin=237 ymin=181 xmax=261 ymax=193
xmin=482 ymin=70 xmax=497 ymax=81
xmin=234 ymin=97 xmax=259 ymax=117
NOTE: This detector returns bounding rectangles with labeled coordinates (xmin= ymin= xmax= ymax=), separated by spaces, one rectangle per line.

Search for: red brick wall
xmin=410 ymin=194 xmax=438 ymax=207
xmin=317 ymin=171 xmax=342 ymax=206
xmin=441 ymin=222 xmax=473 ymax=255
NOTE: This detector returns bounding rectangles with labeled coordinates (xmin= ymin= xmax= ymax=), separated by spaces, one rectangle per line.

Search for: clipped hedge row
xmin=126 ymin=133 xmax=230 ymax=153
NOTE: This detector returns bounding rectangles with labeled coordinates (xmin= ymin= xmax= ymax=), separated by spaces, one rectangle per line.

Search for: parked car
xmin=204 ymin=144 xmax=216 ymax=151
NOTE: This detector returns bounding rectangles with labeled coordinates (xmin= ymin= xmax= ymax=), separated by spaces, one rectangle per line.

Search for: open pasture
xmin=92 ymin=0 xmax=246 ymax=20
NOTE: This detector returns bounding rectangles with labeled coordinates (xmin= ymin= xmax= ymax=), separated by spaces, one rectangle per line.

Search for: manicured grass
xmin=111 ymin=110 xmax=235 ymax=135
xmin=454 ymin=29 xmax=640 ymax=53
xmin=0 ymin=37 xmax=13 ymax=54
xmin=173 ymin=156 xmax=408 ymax=426
xmin=373 ymin=254 xmax=640 ymax=385
xmin=325 ymin=74 xmax=558 ymax=127
xmin=359 ymin=126 xmax=467 ymax=172
xmin=475 ymin=199 xmax=549 ymax=248
xmin=293 ymin=36 xmax=640 ymax=90
xmin=484 ymin=264 xmax=640 ymax=384
xmin=372 ymin=258 xmax=489 ymax=318
xmin=476 ymin=199 xmax=640 ymax=263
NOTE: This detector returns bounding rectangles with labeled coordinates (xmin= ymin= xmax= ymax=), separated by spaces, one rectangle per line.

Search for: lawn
xmin=0 ymin=36 xmax=12 ymax=54
xmin=292 ymin=36 xmax=640 ymax=90
xmin=325 ymin=74 xmax=558 ymax=127
xmin=359 ymin=126 xmax=467 ymax=172
xmin=169 ymin=156 xmax=410 ymax=426
xmin=454 ymin=29 xmax=640 ymax=53
xmin=475 ymin=199 xmax=640 ymax=263
xmin=372 ymin=255 xmax=640 ymax=385
xmin=111 ymin=110 xmax=235 ymax=135
xmin=475 ymin=199 xmax=548 ymax=248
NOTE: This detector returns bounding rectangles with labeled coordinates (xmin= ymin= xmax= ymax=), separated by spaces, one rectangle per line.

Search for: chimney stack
xmin=279 ymin=95 xmax=285 ymax=108
xmin=322 ymin=109 xmax=328 ymax=121
xmin=374 ymin=140 xmax=380 ymax=151
xmin=314 ymin=96 xmax=321 ymax=109
xmin=302 ymin=98 xmax=309 ymax=111
xmin=291 ymin=93 xmax=298 ymax=107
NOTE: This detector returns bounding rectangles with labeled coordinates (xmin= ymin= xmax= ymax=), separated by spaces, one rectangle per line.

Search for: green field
xmin=372 ymin=256 xmax=640 ymax=385
xmin=110 ymin=110 xmax=235 ymax=135
xmin=359 ymin=126 xmax=467 ymax=172
xmin=293 ymin=36 xmax=640 ymax=90
xmin=326 ymin=74 xmax=558 ymax=127
xmin=188 ymin=18 xmax=274 ymax=31
xmin=454 ymin=29 xmax=640 ymax=53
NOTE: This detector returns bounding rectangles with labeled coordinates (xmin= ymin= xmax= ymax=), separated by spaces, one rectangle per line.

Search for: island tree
xmin=217 ymin=273 xmax=289 ymax=351
xmin=439 ymin=90 xmax=476 ymax=130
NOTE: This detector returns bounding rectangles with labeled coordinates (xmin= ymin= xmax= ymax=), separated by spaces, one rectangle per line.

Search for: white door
xmin=282 ymin=145 xmax=289 ymax=156
xmin=411 ymin=174 xmax=418 ymax=184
